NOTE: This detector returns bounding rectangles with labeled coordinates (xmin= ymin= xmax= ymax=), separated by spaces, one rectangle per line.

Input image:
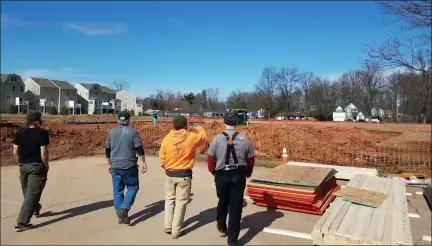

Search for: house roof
xmin=101 ymin=85 xmax=116 ymax=94
xmin=30 ymin=78 xmax=58 ymax=88
xmin=1 ymin=74 xmax=23 ymax=83
xmin=78 ymin=83 xmax=95 ymax=90
xmin=50 ymin=80 xmax=76 ymax=90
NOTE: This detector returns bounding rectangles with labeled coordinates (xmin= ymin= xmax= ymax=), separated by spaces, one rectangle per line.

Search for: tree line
xmin=137 ymin=1 xmax=431 ymax=123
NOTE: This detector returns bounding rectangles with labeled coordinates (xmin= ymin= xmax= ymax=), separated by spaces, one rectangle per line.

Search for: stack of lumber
xmin=246 ymin=165 xmax=340 ymax=215
xmin=311 ymin=174 xmax=413 ymax=245
xmin=288 ymin=161 xmax=378 ymax=180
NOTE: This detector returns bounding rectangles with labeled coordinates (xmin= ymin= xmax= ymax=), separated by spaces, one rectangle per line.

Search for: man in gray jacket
xmin=207 ymin=114 xmax=255 ymax=246
xmin=106 ymin=110 xmax=147 ymax=225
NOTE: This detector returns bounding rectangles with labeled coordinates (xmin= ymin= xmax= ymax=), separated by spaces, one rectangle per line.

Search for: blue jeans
xmin=111 ymin=166 xmax=139 ymax=214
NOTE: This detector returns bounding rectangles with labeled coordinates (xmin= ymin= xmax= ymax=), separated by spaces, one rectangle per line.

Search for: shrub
xmin=48 ymin=106 xmax=58 ymax=115
xmin=129 ymin=109 xmax=135 ymax=116
xmin=60 ymin=105 xmax=68 ymax=115
xmin=138 ymin=112 xmax=143 ymax=116
xmin=7 ymin=104 xmax=18 ymax=114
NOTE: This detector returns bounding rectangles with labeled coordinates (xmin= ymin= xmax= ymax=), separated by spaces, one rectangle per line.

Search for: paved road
xmin=1 ymin=156 xmax=316 ymax=245
xmin=2 ymin=156 xmax=430 ymax=245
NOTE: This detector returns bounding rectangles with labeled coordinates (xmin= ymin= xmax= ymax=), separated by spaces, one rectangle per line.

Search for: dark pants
xmin=111 ymin=166 xmax=139 ymax=214
xmin=214 ymin=169 xmax=247 ymax=243
xmin=17 ymin=163 xmax=47 ymax=225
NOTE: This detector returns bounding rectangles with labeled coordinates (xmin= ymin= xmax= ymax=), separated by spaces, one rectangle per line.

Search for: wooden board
xmin=288 ymin=162 xmax=378 ymax=180
xmin=335 ymin=186 xmax=387 ymax=208
xmin=248 ymin=180 xmax=317 ymax=193
xmin=423 ymin=186 xmax=432 ymax=213
xmin=252 ymin=165 xmax=335 ymax=187
xmin=313 ymin=175 xmax=413 ymax=246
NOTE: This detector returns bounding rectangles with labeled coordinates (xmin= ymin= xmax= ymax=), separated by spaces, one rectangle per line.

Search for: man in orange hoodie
xmin=159 ymin=115 xmax=208 ymax=239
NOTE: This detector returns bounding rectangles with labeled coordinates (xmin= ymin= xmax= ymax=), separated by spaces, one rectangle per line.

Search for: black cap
xmin=224 ymin=113 xmax=237 ymax=126
xmin=173 ymin=115 xmax=187 ymax=130
xmin=118 ymin=110 xmax=131 ymax=122
xmin=26 ymin=110 xmax=42 ymax=123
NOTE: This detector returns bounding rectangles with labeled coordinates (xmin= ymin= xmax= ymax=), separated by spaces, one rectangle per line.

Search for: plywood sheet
xmin=335 ymin=186 xmax=387 ymax=208
xmin=252 ymin=165 xmax=336 ymax=187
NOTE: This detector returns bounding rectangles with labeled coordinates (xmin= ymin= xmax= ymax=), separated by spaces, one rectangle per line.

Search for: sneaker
xmin=34 ymin=203 xmax=42 ymax=218
xmin=219 ymin=230 xmax=227 ymax=237
xmin=164 ymin=229 xmax=172 ymax=235
xmin=15 ymin=223 xmax=33 ymax=232
xmin=172 ymin=230 xmax=184 ymax=239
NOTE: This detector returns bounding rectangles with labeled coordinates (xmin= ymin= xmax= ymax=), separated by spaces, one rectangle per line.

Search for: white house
xmin=116 ymin=90 xmax=142 ymax=116
xmin=345 ymin=103 xmax=359 ymax=121
xmin=332 ymin=106 xmax=346 ymax=122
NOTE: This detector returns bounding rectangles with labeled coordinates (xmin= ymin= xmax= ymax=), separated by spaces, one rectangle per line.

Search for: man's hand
xmin=141 ymin=163 xmax=147 ymax=174
xmin=108 ymin=167 xmax=112 ymax=173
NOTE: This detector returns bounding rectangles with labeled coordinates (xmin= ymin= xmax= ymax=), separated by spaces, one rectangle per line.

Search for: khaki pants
xmin=164 ymin=176 xmax=192 ymax=236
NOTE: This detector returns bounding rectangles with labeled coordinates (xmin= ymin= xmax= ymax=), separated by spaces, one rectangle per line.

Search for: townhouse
xmin=74 ymin=83 xmax=121 ymax=114
xmin=24 ymin=77 xmax=78 ymax=113
xmin=0 ymin=74 xmax=26 ymax=113
xmin=116 ymin=90 xmax=143 ymax=116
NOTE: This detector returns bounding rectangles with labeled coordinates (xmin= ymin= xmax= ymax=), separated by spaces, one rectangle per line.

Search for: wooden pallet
xmin=311 ymin=174 xmax=413 ymax=245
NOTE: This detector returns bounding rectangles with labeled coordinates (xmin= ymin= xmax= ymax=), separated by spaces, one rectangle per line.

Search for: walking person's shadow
xmin=128 ymin=200 xmax=165 ymax=226
xmin=238 ymin=207 xmax=284 ymax=245
xmin=33 ymin=199 xmax=113 ymax=229
xmin=182 ymin=198 xmax=247 ymax=235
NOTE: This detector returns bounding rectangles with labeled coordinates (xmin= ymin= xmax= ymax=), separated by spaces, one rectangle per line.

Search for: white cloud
xmin=65 ymin=22 xmax=127 ymax=36
xmin=1 ymin=15 xmax=51 ymax=28
xmin=19 ymin=67 xmax=103 ymax=80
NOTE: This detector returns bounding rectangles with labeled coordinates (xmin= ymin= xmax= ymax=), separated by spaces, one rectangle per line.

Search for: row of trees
xmin=134 ymin=1 xmax=431 ymax=123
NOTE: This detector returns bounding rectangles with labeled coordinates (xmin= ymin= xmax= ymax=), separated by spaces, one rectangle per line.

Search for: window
xmin=6 ymin=95 xmax=11 ymax=100
xmin=68 ymin=90 xmax=70 ymax=95
xmin=21 ymin=86 xmax=24 ymax=91
xmin=52 ymin=98 xmax=55 ymax=102
xmin=12 ymin=86 xmax=15 ymax=91
xmin=11 ymin=76 xmax=16 ymax=82
xmin=89 ymin=101 xmax=94 ymax=105
xmin=133 ymin=104 xmax=136 ymax=108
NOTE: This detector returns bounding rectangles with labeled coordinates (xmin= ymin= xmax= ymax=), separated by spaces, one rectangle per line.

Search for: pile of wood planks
xmin=288 ymin=162 xmax=378 ymax=180
xmin=311 ymin=174 xmax=413 ymax=245
xmin=247 ymin=165 xmax=340 ymax=215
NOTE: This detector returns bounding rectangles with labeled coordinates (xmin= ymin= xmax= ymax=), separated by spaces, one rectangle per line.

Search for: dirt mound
xmin=1 ymin=122 xmax=429 ymax=173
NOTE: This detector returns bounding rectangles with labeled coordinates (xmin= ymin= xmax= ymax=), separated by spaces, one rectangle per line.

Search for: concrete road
xmin=1 ymin=156 xmax=316 ymax=245
xmin=1 ymin=156 xmax=430 ymax=245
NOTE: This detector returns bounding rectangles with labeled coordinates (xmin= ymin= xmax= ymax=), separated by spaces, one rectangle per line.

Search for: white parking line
xmin=422 ymin=235 xmax=431 ymax=242
xmin=408 ymin=213 xmax=420 ymax=218
xmin=263 ymin=227 xmax=312 ymax=240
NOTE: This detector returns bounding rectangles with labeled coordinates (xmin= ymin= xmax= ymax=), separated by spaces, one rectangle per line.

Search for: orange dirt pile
xmin=2 ymin=121 xmax=419 ymax=173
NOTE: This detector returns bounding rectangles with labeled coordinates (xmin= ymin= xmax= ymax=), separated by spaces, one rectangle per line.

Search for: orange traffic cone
xmin=282 ymin=147 xmax=289 ymax=165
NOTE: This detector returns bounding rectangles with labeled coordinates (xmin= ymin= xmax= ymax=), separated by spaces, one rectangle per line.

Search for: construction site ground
xmin=1 ymin=156 xmax=431 ymax=245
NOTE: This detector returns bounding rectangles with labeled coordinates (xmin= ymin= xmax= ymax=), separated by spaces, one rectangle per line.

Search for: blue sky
xmin=0 ymin=1 xmax=421 ymax=98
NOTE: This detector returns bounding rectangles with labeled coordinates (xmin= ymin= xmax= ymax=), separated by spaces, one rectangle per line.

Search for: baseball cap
xmin=224 ymin=113 xmax=237 ymax=126
xmin=118 ymin=110 xmax=131 ymax=122
xmin=26 ymin=110 xmax=42 ymax=123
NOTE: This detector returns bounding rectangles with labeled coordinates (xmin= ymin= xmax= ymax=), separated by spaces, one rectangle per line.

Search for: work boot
xmin=120 ymin=208 xmax=130 ymax=225
xmin=228 ymin=239 xmax=238 ymax=246
xmin=15 ymin=223 xmax=33 ymax=232
xmin=34 ymin=203 xmax=42 ymax=218
xmin=172 ymin=230 xmax=184 ymax=239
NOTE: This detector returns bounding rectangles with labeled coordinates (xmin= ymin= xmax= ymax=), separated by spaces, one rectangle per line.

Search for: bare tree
xmin=276 ymin=66 xmax=299 ymax=116
xmin=206 ymin=88 xmax=220 ymax=110
xmin=358 ymin=61 xmax=386 ymax=116
xmin=338 ymin=71 xmax=364 ymax=107
xmin=183 ymin=92 xmax=195 ymax=105
xmin=298 ymin=72 xmax=316 ymax=117
xmin=255 ymin=66 xmax=279 ymax=118
xmin=378 ymin=1 xmax=432 ymax=31
xmin=112 ymin=80 xmax=130 ymax=91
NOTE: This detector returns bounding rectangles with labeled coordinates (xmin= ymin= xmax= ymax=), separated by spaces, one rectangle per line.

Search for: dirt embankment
xmin=1 ymin=122 xmax=411 ymax=172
